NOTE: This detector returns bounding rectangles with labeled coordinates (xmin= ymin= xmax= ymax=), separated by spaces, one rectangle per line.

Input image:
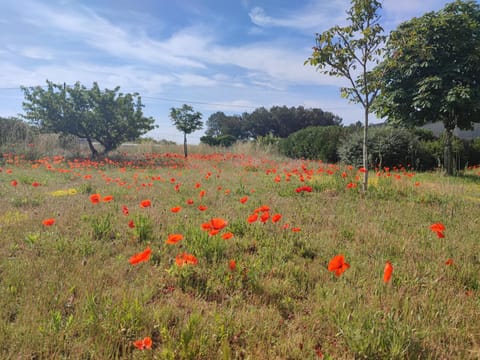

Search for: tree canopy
xmin=305 ymin=0 xmax=386 ymax=191
xmin=169 ymin=104 xmax=203 ymax=158
xmin=203 ymin=106 xmax=342 ymax=143
xmin=373 ymin=0 xmax=480 ymax=174
xmin=21 ymin=81 xmax=156 ymax=158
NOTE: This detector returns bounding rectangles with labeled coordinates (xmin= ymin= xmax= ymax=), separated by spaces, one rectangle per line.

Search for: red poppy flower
xmin=198 ymin=205 xmax=207 ymax=211
xmin=260 ymin=212 xmax=270 ymax=223
xmin=291 ymin=227 xmax=301 ymax=232
xmin=239 ymin=196 xmax=248 ymax=204
xmin=166 ymin=233 xmax=183 ymax=244
xmin=247 ymin=213 xmax=258 ymax=223
xmin=430 ymin=222 xmax=445 ymax=238
xmin=128 ymin=220 xmax=135 ymax=228
xmin=383 ymin=261 xmax=393 ymax=283
xmin=42 ymin=218 xmax=55 ymax=226
xmin=271 ymin=213 xmax=282 ymax=223
xmin=328 ymin=254 xmax=350 ymax=277
xmin=228 ymin=259 xmax=236 ymax=271
xmin=10 ymin=180 xmax=17 ymax=187
xmin=133 ymin=336 xmax=152 ymax=350
xmin=445 ymin=258 xmax=454 ymax=266
xmin=129 ymin=247 xmax=151 ymax=265
xmin=122 ymin=205 xmax=129 ymax=215
xmin=32 ymin=182 xmax=41 ymax=187
xmin=175 ymin=252 xmax=198 ymax=267
xmin=103 ymin=195 xmax=114 ymax=202
xmin=140 ymin=199 xmax=151 ymax=208
xmin=222 ymin=232 xmax=234 ymax=240
xmin=90 ymin=194 xmax=101 ymax=204
xmin=186 ymin=198 xmax=194 ymax=205
xmin=209 ymin=229 xmax=221 ymax=236
xmin=170 ymin=206 xmax=182 ymax=213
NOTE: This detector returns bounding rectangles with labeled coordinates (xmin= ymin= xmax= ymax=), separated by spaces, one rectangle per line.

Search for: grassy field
xmin=1 ymin=147 xmax=479 ymax=359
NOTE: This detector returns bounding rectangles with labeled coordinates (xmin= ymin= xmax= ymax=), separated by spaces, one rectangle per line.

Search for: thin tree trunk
xmin=362 ymin=106 xmax=369 ymax=192
xmin=183 ymin=132 xmax=188 ymax=158
xmin=444 ymin=128 xmax=454 ymax=175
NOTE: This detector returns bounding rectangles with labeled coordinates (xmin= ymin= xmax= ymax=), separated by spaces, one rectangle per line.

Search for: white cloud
xmin=248 ymin=0 xmax=350 ymax=31
xmin=18 ymin=46 xmax=54 ymax=60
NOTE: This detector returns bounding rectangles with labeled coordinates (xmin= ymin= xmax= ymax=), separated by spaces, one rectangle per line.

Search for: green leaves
xmin=169 ymin=104 xmax=203 ymax=135
xmin=21 ymin=81 xmax=156 ymax=157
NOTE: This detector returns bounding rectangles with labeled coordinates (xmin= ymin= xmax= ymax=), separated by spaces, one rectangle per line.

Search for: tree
xmin=373 ymin=0 xmax=480 ymax=175
xmin=21 ymin=81 xmax=156 ymax=158
xmin=169 ymin=104 xmax=203 ymax=157
xmin=305 ymin=0 xmax=385 ymax=191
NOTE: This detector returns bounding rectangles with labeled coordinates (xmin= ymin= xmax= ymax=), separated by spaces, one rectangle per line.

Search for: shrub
xmin=279 ymin=126 xmax=345 ymax=162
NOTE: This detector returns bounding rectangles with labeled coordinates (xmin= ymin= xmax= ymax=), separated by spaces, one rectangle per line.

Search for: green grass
xmin=1 ymin=151 xmax=480 ymax=359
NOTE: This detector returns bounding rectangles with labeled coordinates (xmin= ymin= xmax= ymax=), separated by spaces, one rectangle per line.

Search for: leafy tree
xmin=21 ymin=81 xmax=155 ymax=158
xmin=373 ymin=0 xmax=480 ymax=175
xmin=305 ymin=0 xmax=386 ymax=191
xmin=169 ymin=104 xmax=203 ymax=157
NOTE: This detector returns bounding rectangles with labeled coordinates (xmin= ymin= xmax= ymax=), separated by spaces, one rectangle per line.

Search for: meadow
xmin=0 ymin=144 xmax=479 ymax=359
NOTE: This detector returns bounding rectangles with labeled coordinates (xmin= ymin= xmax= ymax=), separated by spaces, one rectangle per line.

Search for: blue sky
xmin=0 ymin=0 xmax=461 ymax=143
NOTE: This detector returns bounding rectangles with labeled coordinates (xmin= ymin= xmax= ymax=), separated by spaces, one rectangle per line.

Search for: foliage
xmin=279 ymin=126 xmax=346 ymax=162
xmin=169 ymin=104 xmax=203 ymax=157
xmin=306 ymin=0 xmax=386 ymax=191
xmin=339 ymin=126 xmax=421 ymax=169
xmin=21 ymin=81 xmax=156 ymax=158
xmin=373 ymin=0 xmax=480 ymax=174
xmin=205 ymin=106 xmax=342 ymax=141
xmin=200 ymin=134 xmax=237 ymax=147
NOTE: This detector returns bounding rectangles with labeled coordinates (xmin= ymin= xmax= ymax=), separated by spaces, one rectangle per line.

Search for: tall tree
xmin=170 ymin=104 xmax=203 ymax=158
xmin=373 ymin=0 xmax=480 ymax=175
xmin=305 ymin=0 xmax=385 ymax=191
xmin=21 ymin=81 xmax=155 ymax=158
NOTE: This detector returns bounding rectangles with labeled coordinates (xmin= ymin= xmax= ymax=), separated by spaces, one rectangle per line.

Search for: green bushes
xmin=279 ymin=126 xmax=345 ymax=162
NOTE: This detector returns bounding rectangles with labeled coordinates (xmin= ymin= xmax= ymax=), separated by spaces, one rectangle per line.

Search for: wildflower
xmin=445 ymin=258 xmax=454 ymax=266
xmin=128 ymin=220 xmax=135 ymax=228
xmin=430 ymin=222 xmax=445 ymax=238
xmin=166 ymin=234 xmax=183 ymax=244
xmin=222 ymin=232 xmax=234 ymax=240
xmin=103 ymin=195 xmax=114 ymax=202
xmin=42 ymin=218 xmax=55 ymax=226
xmin=202 ymin=218 xmax=228 ymax=233
xmin=239 ymin=196 xmax=248 ymax=204
xmin=228 ymin=259 xmax=236 ymax=271
xmin=140 ymin=199 xmax=151 ymax=208
xmin=10 ymin=180 xmax=18 ymax=187
xmin=383 ymin=261 xmax=393 ymax=283
xmin=247 ymin=213 xmax=258 ymax=223
xmin=90 ymin=194 xmax=101 ymax=204
xmin=122 ymin=205 xmax=129 ymax=216
xmin=186 ymin=198 xmax=194 ymax=205
xmin=328 ymin=254 xmax=350 ymax=277
xmin=170 ymin=206 xmax=182 ymax=213
xmin=175 ymin=252 xmax=198 ymax=267
xmin=260 ymin=212 xmax=270 ymax=223
xmin=271 ymin=213 xmax=282 ymax=223
xmin=133 ymin=336 xmax=152 ymax=350
xmin=198 ymin=205 xmax=208 ymax=211
xmin=32 ymin=182 xmax=41 ymax=187
xmin=129 ymin=247 xmax=151 ymax=265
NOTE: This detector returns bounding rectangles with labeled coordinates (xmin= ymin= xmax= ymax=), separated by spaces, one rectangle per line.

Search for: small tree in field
xmin=170 ymin=104 xmax=203 ymax=158
xmin=21 ymin=81 xmax=156 ymax=158
xmin=305 ymin=0 xmax=385 ymax=191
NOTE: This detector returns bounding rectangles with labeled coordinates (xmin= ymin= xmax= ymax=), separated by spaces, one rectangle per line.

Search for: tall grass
xmin=0 ymin=149 xmax=479 ymax=359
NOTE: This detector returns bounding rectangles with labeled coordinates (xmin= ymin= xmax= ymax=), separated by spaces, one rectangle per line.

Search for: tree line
xmin=200 ymin=106 xmax=342 ymax=147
